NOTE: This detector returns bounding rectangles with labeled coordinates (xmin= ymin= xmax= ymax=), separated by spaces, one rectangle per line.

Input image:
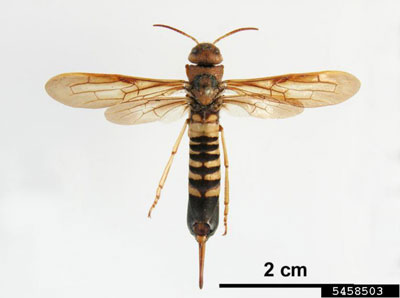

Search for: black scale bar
xmin=219 ymin=283 xmax=399 ymax=297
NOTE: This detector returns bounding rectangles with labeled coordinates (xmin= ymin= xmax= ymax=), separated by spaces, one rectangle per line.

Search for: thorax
xmin=186 ymin=65 xmax=224 ymax=121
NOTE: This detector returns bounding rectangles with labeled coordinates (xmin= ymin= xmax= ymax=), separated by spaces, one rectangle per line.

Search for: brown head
xmin=153 ymin=24 xmax=258 ymax=67
xmin=188 ymin=43 xmax=222 ymax=66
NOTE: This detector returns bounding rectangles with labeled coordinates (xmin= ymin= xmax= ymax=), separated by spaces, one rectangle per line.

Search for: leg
xmin=148 ymin=119 xmax=189 ymax=218
xmin=219 ymin=125 xmax=230 ymax=235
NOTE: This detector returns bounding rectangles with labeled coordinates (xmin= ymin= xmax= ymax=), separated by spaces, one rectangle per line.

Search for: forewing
xmin=224 ymin=71 xmax=360 ymax=108
xmin=45 ymin=72 xmax=186 ymax=108
xmin=222 ymin=95 xmax=303 ymax=119
xmin=105 ymin=97 xmax=189 ymax=125
xmin=45 ymin=72 xmax=189 ymax=125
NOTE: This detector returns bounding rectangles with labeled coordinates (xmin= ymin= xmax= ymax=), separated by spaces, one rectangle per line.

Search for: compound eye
xmin=191 ymin=48 xmax=199 ymax=55
xmin=214 ymin=49 xmax=220 ymax=54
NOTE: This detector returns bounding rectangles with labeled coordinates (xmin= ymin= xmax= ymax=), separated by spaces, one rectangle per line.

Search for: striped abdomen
xmin=187 ymin=114 xmax=220 ymax=237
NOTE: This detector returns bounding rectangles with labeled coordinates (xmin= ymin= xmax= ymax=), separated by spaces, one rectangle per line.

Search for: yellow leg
xmin=219 ymin=125 xmax=230 ymax=235
xmin=148 ymin=119 xmax=188 ymax=218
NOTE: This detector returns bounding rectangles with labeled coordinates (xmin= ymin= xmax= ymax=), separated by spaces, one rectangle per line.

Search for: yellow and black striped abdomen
xmin=187 ymin=114 xmax=220 ymax=236
xmin=188 ymin=120 xmax=221 ymax=199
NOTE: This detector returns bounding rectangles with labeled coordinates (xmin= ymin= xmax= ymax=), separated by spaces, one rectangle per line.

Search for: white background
xmin=1 ymin=0 xmax=399 ymax=297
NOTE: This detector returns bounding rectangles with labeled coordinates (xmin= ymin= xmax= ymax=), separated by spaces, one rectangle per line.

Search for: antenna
xmin=153 ymin=24 xmax=199 ymax=44
xmin=213 ymin=27 xmax=259 ymax=44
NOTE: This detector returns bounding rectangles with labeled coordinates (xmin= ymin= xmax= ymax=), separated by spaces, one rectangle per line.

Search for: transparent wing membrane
xmin=45 ymin=73 xmax=188 ymax=124
xmin=222 ymin=95 xmax=303 ymax=119
xmin=105 ymin=98 xmax=189 ymax=125
xmin=223 ymin=71 xmax=360 ymax=114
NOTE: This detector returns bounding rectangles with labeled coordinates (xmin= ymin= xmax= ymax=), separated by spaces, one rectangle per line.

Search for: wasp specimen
xmin=45 ymin=24 xmax=360 ymax=289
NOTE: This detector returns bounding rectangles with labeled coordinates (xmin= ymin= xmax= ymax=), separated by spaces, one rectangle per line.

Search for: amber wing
xmin=222 ymin=71 xmax=360 ymax=119
xmin=45 ymin=73 xmax=189 ymax=124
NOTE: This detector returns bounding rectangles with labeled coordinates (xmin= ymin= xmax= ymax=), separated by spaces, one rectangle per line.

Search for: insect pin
xmin=45 ymin=24 xmax=360 ymax=289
